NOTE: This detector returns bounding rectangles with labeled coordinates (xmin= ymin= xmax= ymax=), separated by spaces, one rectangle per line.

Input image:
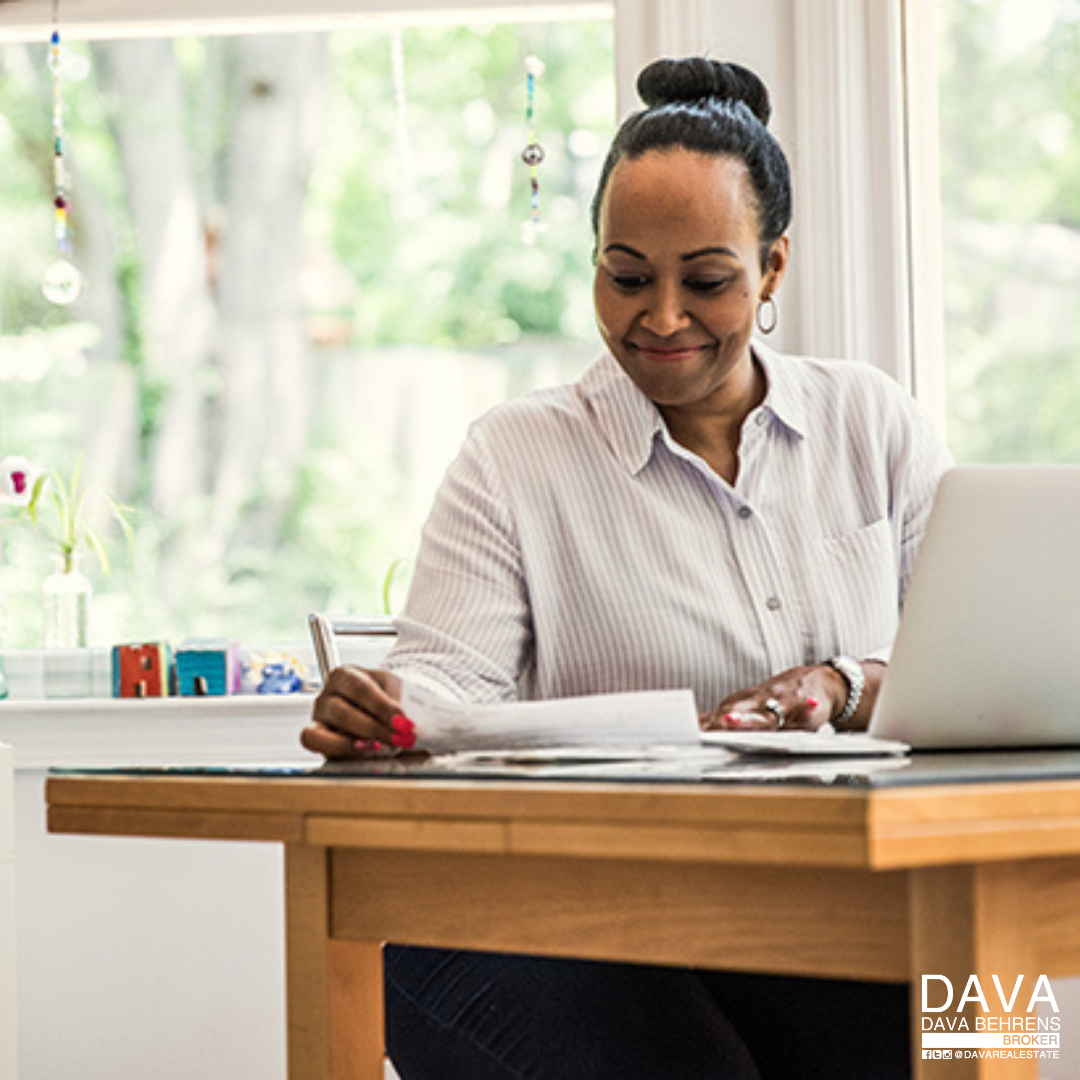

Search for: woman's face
xmin=593 ymin=149 xmax=788 ymax=410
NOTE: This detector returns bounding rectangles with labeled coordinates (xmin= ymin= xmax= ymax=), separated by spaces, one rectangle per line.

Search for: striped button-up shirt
xmin=385 ymin=343 xmax=952 ymax=714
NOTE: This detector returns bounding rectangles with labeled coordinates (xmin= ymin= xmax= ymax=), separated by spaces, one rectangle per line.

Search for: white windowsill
xmin=0 ymin=693 xmax=316 ymax=771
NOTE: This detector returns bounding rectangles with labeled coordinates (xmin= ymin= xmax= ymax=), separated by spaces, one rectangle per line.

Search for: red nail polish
xmin=392 ymin=713 xmax=415 ymax=735
xmin=391 ymin=731 xmax=416 ymax=749
xmin=806 ymin=698 xmax=820 ymax=710
xmin=357 ymin=739 xmax=388 ymax=755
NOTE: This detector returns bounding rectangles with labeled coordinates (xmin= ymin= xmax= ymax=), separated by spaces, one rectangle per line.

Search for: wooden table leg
xmin=910 ymin=864 xmax=1040 ymax=1079
xmin=285 ymin=844 xmax=385 ymax=1080
xmin=329 ymin=939 xmax=385 ymax=1080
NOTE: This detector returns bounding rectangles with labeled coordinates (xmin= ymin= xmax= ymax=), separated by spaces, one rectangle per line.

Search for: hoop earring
xmin=756 ymin=296 xmax=778 ymax=335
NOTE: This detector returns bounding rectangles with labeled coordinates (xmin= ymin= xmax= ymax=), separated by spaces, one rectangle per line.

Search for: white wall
xmin=1 ymin=698 xmax=312 ymax=1079
xmin=15 ymin=771 xmax=288 ymax=1080
xmin=1 ymin=744 xmax=16 ymax=1080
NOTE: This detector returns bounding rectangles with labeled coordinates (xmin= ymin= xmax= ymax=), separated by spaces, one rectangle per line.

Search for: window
xmin=934 ymin=0 xmax=1080 ymax=461
xmin=0 ymin=12 xmax=615 ymax=647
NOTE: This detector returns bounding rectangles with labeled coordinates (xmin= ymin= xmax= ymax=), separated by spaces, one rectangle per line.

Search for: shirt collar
xmin=579 ymin=344 xmax=807 ymax=477
xmin=752 ymin=341 xmax=809 ymax=441
xmin=578 ymin=353 xmax=664 ymax=476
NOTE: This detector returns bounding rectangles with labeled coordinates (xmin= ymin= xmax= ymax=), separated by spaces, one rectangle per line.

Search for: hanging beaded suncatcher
xmin=42 ymin=0 xmax=83 ymax=306
xmin=520 ymin=55 xmax=546 ymax=245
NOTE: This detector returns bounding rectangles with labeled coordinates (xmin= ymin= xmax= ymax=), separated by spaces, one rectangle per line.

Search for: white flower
xmin=0 ymin=455 xmax=39 ymax=506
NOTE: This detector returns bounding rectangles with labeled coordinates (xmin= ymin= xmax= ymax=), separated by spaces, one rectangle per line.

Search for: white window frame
xmin=3 ymin=0 xmax=934 ymax=416
xmin=0 ymin=1 xmax=612 ymax=38
xmin=899 ymin=0 xmax=948 ymax=433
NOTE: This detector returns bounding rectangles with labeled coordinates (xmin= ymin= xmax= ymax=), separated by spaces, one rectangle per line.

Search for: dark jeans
xmin=385 ymin=946 xmax=910 ymax=1079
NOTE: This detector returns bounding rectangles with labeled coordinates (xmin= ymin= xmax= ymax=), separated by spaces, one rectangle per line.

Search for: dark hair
xmin=590 ymin=58 xmax=792 ymax=267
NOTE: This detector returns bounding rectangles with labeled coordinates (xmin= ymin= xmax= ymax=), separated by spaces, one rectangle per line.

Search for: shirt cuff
xmin=859 ymin=646 xmax=891 ymax=666
xmin=382 ymin=665 xmax=469 ymax=704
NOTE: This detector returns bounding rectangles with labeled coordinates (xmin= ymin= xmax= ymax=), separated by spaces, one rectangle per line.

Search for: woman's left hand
xmin=699 ymin=663 xmax=845 ymax=732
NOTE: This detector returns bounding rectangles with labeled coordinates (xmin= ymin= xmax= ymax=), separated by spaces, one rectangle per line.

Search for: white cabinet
xmin=0 ymin=697 xmax=314 ymax=1080
xmin=1 ymin=743 xmax=16 ymax=1080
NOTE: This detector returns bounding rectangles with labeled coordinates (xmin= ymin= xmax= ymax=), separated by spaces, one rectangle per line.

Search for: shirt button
xmin=765 ymin=596 xmax=782 ymax=612
xmin=737 ymin=505 xmax=752 ymax=520
xmin=754 ymin=411 xmax=768 ymax=427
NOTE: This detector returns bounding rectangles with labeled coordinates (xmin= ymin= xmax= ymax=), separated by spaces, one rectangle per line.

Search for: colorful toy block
xmin=112 ymin=642 xmax=172 ymax=698
xmin=175 ymin=639 xmax=241 ymax=697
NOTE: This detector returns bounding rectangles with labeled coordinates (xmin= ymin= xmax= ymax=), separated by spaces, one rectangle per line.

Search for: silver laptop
xmin=869 ymin=464 xmax=1080 ymax=749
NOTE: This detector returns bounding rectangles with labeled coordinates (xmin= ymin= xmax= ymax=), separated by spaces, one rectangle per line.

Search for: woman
xmin=303 ymin=57 xmax=951 ymax=1077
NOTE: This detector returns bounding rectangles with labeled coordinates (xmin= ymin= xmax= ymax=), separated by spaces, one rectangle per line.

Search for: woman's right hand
xmin=300 ymin=666 xmax=412 ymax=759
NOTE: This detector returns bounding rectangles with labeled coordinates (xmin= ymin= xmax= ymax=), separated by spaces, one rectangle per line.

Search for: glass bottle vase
xmin=42 ymin=553 xmax=92 ymax=649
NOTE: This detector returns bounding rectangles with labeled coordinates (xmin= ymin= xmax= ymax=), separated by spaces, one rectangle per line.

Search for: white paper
xmin=400 ymin=684 xmax=701 ymax=756
xmin=701 ymin=757 xmax=912 ymax=782
xmin=700 ymin=730 xmax=910 ymax=757
xmin=432 ymin=749 xmax=738 ymax=780
xmin=420 ymin=747 xmax=910 ymax=783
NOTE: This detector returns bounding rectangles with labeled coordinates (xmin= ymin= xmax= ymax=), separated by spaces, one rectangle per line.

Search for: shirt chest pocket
xmin=815 ymin=517 xmax=900 ymax=655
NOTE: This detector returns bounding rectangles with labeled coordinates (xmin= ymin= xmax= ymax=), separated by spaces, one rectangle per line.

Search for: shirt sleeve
xmin=383 ymin=423 xmax=531 ymax=703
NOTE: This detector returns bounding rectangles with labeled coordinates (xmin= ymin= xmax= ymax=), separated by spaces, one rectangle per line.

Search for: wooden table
xmin=45 ymin=757 xmax=1080 ymax=1078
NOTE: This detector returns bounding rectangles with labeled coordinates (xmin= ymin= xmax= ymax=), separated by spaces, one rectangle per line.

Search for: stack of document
xmin=400 ymin=684 xmax=909 ymax=772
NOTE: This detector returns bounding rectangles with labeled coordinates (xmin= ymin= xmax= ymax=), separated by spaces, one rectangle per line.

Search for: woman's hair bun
xmin=637 ymin=57 xmax=771 ymax=126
